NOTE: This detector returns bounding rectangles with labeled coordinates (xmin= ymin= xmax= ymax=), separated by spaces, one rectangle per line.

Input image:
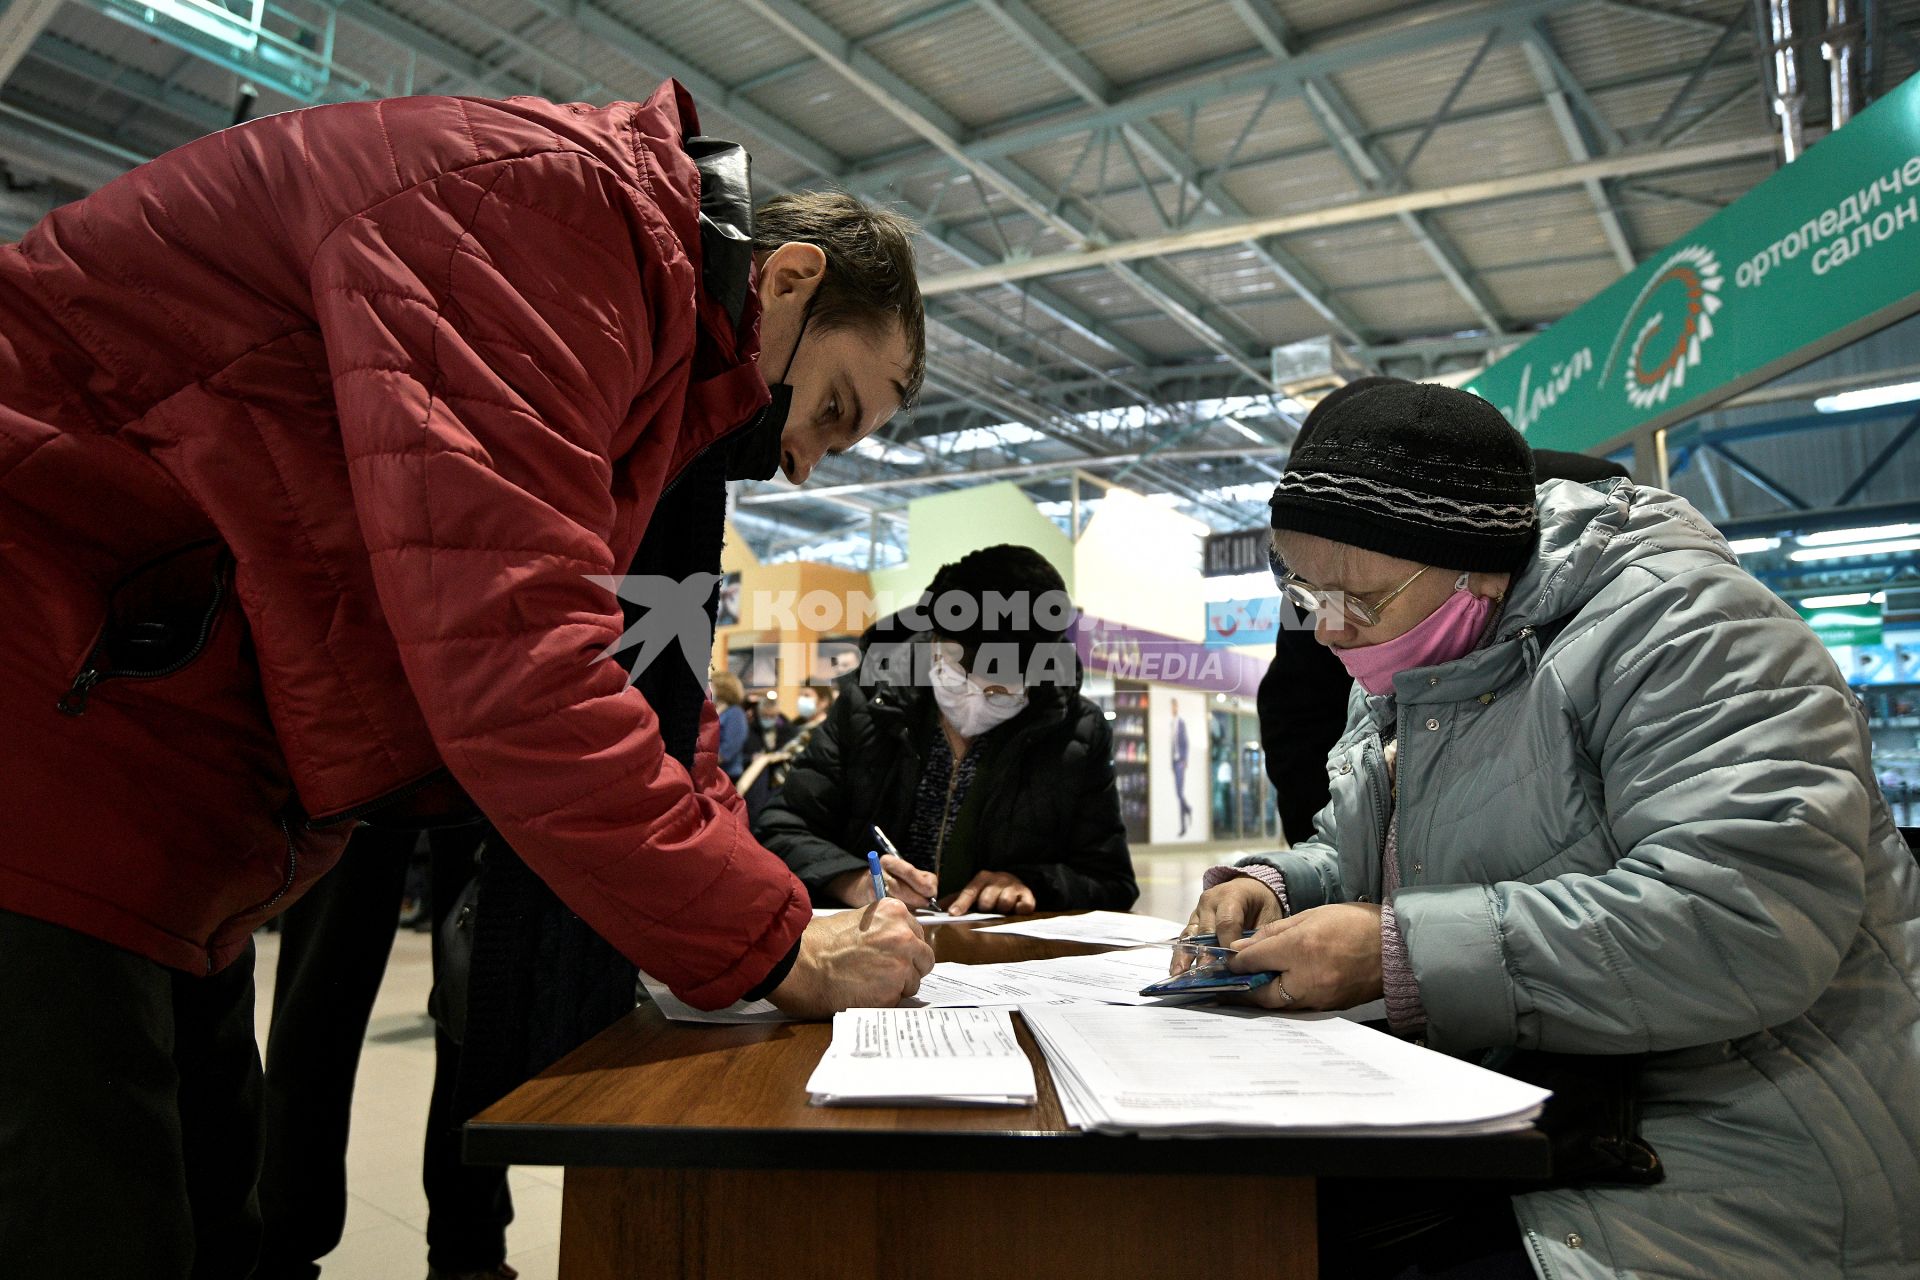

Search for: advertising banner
xmin=1203 ymin=527 xmax=1272 ymax=578
xmin=1467 ymin=72 xmax=1920 ymax=454
xmin=1074 ymin=615 xmax=1267 ymax=694
xmin=1204 ymin=596 xmax=1283 ymax=647
xmin=1148 ymin=686 xmax=1210 ymax=845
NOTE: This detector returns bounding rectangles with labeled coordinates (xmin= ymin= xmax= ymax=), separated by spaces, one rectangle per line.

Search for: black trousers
xmin=0 ymin=909 xmax=264 ymax=1279
xmin=255 ymin=825 xmax=511 ymax=1280
xmin=1317 ymin=1178 xmax=1537 ymax=1280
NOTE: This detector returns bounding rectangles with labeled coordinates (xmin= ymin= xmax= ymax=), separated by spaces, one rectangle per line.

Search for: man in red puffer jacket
xmin=0 ymin=83 xmax=933 ymax=1276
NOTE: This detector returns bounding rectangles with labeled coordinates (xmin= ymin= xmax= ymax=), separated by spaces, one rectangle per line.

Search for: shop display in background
xmin=1092 ymin=679 xmax=1151 ymax=845
xmin=1210 ymin=699 xmax=1281 ymax=845
xmin=1149 ymin=687 xmax=1208 ymax=845
xmin=1837 ymin=635 xmax=1920 ymax=824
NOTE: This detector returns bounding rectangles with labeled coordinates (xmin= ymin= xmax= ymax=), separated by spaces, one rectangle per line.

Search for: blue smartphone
xmin=1138 ymin=962 xmax=1277 ymax=998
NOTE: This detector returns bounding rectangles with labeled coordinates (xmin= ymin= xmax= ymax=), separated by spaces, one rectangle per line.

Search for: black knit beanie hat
xmin=1292 ymin=374 xmax=1407 ymax=451
xmin=1268 ymin=381 xmax=1537 ymax=573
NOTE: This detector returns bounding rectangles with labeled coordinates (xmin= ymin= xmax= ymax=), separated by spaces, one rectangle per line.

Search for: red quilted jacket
xmin=0 ymin=84 xmax=811 ymax=1006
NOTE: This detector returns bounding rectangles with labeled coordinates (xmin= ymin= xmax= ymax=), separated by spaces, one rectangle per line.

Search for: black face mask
xmin=725 ymin=295 xmax=814 ymax=483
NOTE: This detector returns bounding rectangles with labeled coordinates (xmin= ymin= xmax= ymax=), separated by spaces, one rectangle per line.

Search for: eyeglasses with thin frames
xmin=930 ymin=646 xmax=1026 ymax=709
xmin=1269 ymin=547 xmax=1431 ymax=629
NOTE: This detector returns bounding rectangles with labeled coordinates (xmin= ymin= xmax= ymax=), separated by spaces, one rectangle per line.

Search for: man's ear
xmin=759 ymin=242 xmax=827 ymax=305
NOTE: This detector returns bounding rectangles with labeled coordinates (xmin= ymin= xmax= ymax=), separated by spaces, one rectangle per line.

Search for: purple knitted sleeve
xmin=1380 ymin=902 xmax=1428 ymax=1035
xmin=1200 ymin=863 xmax=1291 ymax=916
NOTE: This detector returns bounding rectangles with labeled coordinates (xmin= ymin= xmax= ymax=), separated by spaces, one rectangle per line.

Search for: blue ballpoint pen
xmin=865 ymin=850 xmax=889 ymax=904
xmin=872 ymin=825 xmax=941 ymax=913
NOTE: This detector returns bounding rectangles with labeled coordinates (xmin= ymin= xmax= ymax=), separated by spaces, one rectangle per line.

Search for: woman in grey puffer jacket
xmin=1190 ymin=381 xmax=1920 ymax=1280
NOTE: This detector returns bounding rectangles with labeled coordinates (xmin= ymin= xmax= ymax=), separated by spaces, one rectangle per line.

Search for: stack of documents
xmin=805 ymin=1007 xmax=1037 ymax=1107
xmin=1023 ymin=1004 xmax=1549 ymax=1137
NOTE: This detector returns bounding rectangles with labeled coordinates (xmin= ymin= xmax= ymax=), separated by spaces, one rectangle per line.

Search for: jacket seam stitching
xmin=1609 ymin=755 xmax=1837 ymax=823
xmin=438 ymin=682 xmax=626 ymax=744
xmin=306 ymin=146 xmax=639 ymax=278
xmin=1606 ymin=681 xmax=1847 ymax=741
xmin=229 ymin=389 xmax=412 ymax=780
xmin=368 ymin=545 xmax=605 ymax=569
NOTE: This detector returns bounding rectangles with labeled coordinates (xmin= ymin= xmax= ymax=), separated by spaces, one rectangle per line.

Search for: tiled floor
xmin=250 ymin=931 xmax=565 ymax=1280
xmin=252 ymin=842 xmax=1259 ymax=1278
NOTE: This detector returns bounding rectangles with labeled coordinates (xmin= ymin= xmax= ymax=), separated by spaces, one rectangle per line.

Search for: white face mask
xmin=930 ymin=652 xmax=1029 ymax=739
xmin=795 ymin=695 xmax=818 ymax=720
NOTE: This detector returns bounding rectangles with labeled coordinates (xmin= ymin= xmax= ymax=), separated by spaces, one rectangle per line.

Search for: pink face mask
xmin=1333 ymin=574 xmax=1494 ymax=696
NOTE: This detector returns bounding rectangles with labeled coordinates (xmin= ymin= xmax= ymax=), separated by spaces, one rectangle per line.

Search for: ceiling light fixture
xmin=1788 ymin=538 xmax=1920 ymax=562
xmin=1814 ymin=379 xmax=1920 ymax=413
xmin=1795 ymin=523 xmax=1920 ymax=546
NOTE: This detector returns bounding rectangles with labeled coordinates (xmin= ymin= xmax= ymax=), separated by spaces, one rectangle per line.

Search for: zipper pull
xmin=57 ymin=669 xmax=102 ymax=716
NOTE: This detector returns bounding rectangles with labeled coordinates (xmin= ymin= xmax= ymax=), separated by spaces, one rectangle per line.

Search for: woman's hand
xmin=1176 ymin=875 xmax=1286 ymax=972
xmin=1226 ymin=903 xmax=1384 ymax=1010
xmin=948 ymin=870 xmax=1036 ymax=915
xmin=827 ymin=855 xmax=940 ymax=910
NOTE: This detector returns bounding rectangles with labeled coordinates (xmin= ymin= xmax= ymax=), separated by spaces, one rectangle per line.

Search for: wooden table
xmin=468 ymin=916 xmax=1550 ymax=1280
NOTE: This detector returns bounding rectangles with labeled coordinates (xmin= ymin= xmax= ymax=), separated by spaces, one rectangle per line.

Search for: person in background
xmin=255 ymin=824 xmax=510 ymax=1280
xmin=1257 ymin=376 xmax=1630 ymax=845
xmin=1186 ymin=380 xmax=1920 ymax=1279
xmin=761 ymin=692 xmax=793 ymax=749
xmin=711 ymin=672 xmax=751 ymax=783
xmin=796 ymin=684 xmax=834 ymax=733
xmin=745 ymin=694 xmax=774 ymax=751
xmin=757 ymin=545 xmax=1138 ymax=916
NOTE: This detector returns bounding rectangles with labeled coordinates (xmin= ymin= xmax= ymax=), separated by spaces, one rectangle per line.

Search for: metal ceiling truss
xmin=1666 ymin=402 xmax=1920 ymax=516
xmin=917 ymin=133 xmax=1771 ymax=294
xmin=920 ymin=38 xmax=1759 ymax=250
xmin=974 ymin=0 xmax=1374 ymax=355
xmin=841 ymin=0 xmax=1588 ymax=190
xmin=1226 ymin=0 xmax=1506 ymax=334
xmin=0 ymin=0 xmax=1810 ymax=563
xmin=57 ymin=0 xmax=407 ymax=106
xmin=1518 ymin=19 xmax=1637 ymax=273
xmin=0 ymin=0 xmax=60 ymax=85
xmin=730 ymin=0 xmax=1284 ymax=393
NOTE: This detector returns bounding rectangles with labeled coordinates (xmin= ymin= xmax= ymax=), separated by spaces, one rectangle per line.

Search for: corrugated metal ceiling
xmin=4 ymin=0 xmax=1901 ymax=548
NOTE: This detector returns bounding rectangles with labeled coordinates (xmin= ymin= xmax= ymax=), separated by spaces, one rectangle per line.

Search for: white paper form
xmin=639 ymin=973 xmax=793 ymax=1024
xmin=906 ymin=962 xmax=1090 ymax=1009
xmin=805 ymin=1007 xmax=1037 ymax=1106
xmin=997 ymin=946 xmax=1195 ymax=1005
xmin=975 ymin=911 xmax=1186 ymax=947
xmin=1022 ymin=1005 xmax=1549 ymax=1136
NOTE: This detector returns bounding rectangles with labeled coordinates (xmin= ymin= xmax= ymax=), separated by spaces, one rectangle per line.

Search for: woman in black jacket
xmin=754 ymin=546 xmax=1138 ymax=916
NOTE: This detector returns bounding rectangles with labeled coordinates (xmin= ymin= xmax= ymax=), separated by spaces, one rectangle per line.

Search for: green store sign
xmin=1468 ymin=72 xmax=1920 ymax=455
xmin=1796 ymin=603 xmax=1884 ymax=647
